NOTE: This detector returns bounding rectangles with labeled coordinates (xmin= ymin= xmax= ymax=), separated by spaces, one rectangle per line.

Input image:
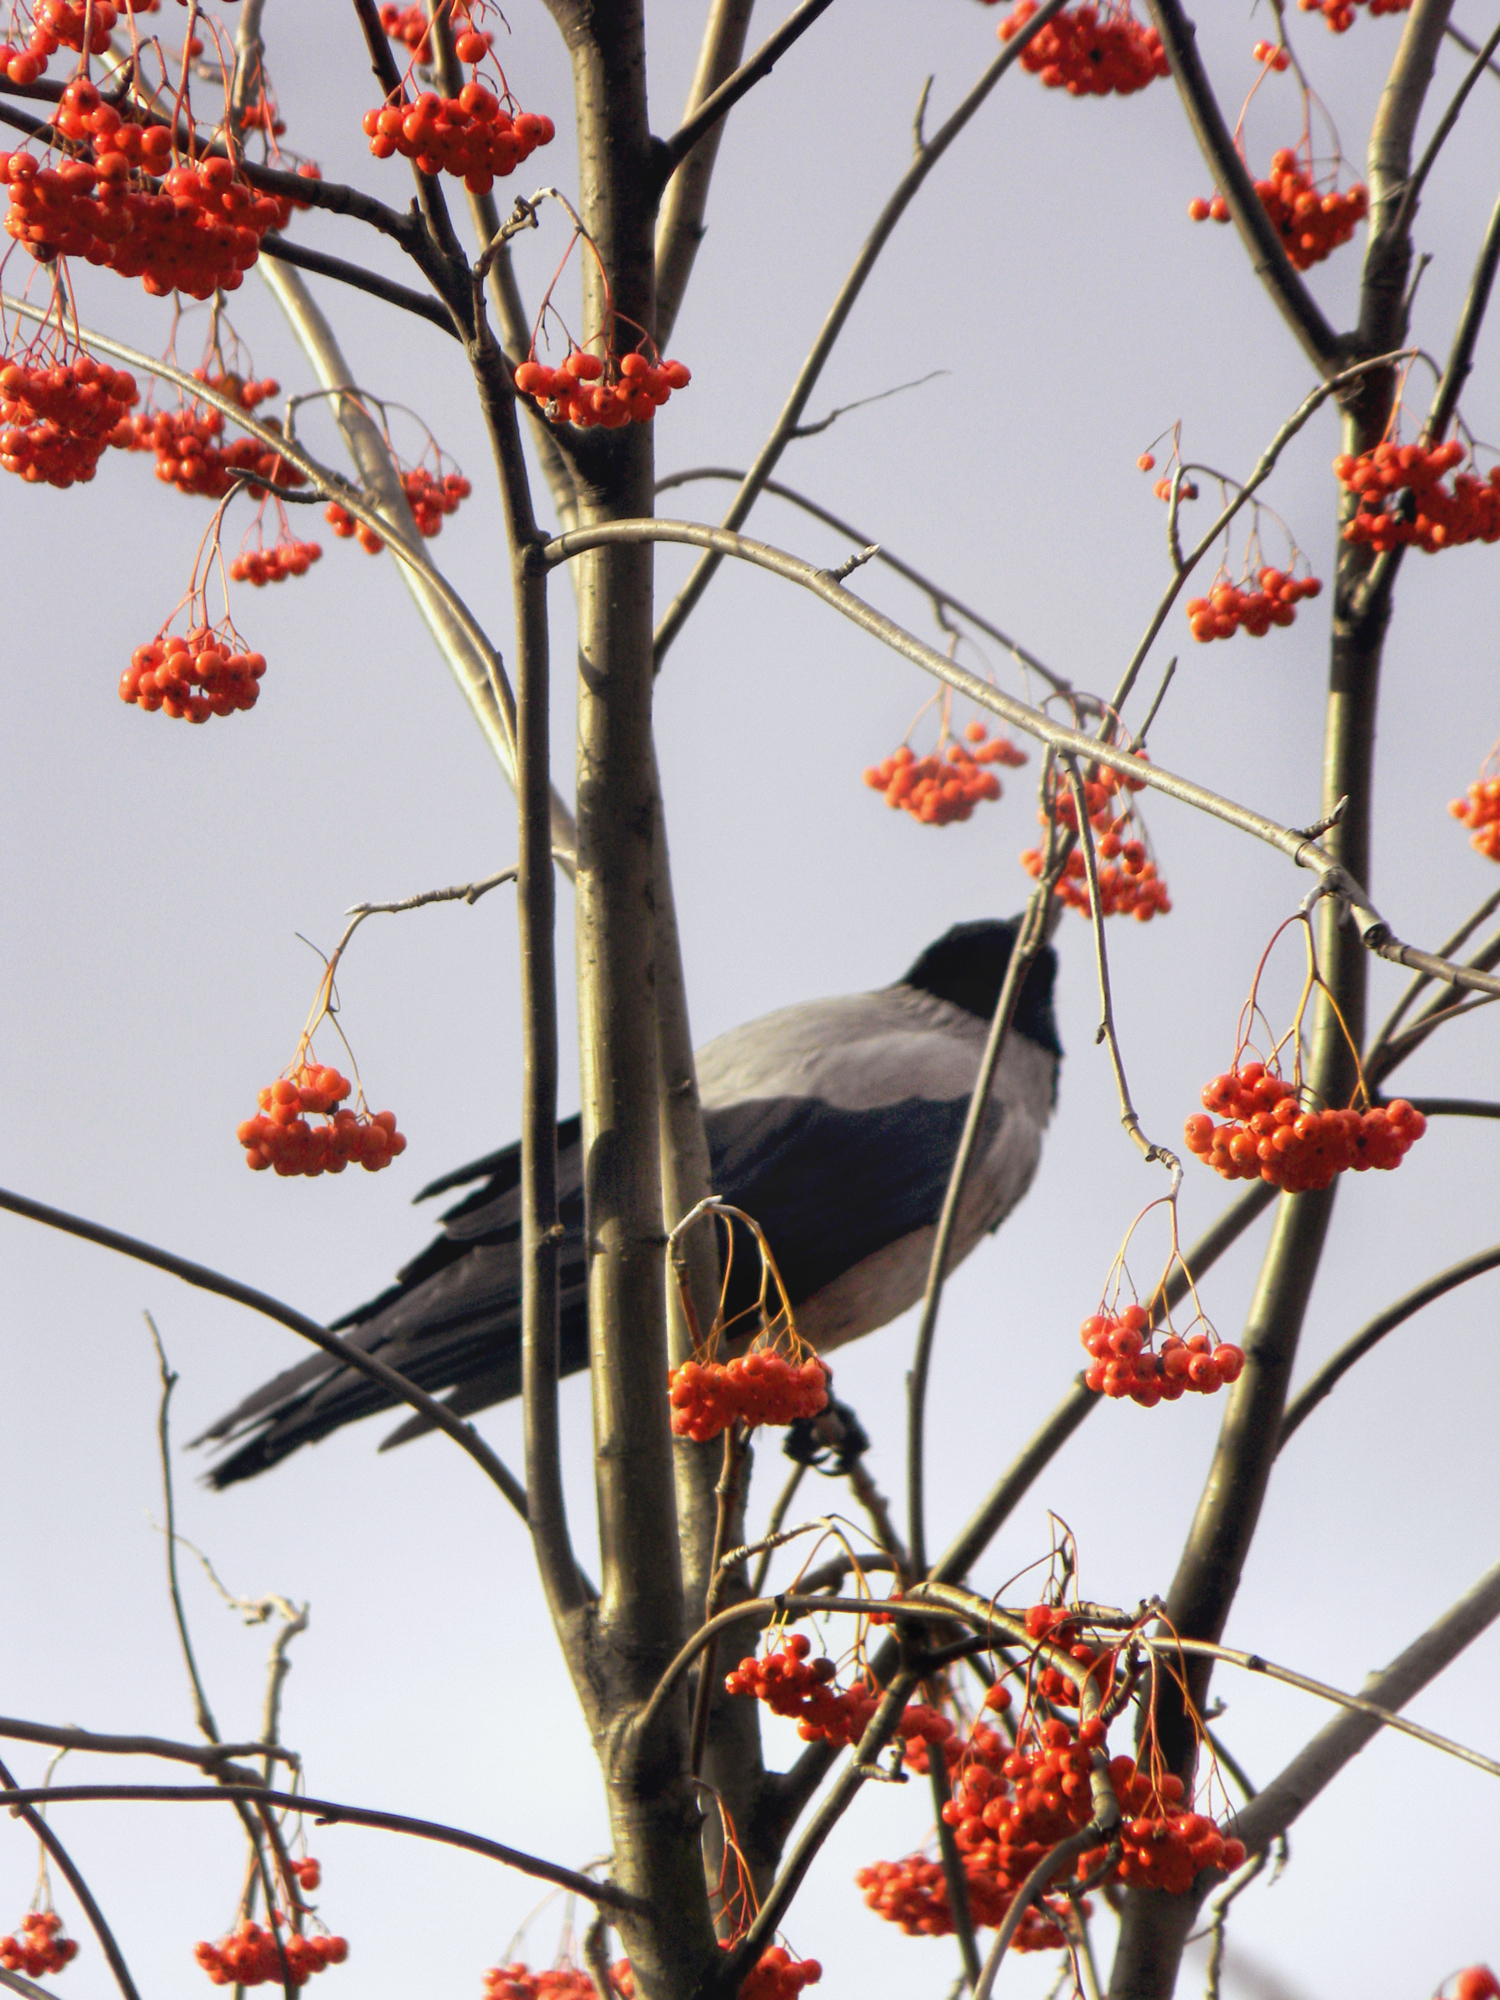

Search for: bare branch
xmin=654 ymin=0 xmax=755 ymax=350
xmin=0 ymin=1784 xmax=643 ymax=1910
xmin=1388 ymin=21 xmax=1500 ymax=245
xmin=0 ymin=1721 xmax=296 ymax=1774
xmin=1277 ymin=1242 xmax=1500 ymax=1447
xmin=651 ymin=0 xmax=1074 ymax=667
xmin=0 ymin=1185 xmax=530 ymax=1514
xmin=654 ymin=0 xmax=838 ymax=189
xmin=260 ymin=237 xmax=457 ymax=335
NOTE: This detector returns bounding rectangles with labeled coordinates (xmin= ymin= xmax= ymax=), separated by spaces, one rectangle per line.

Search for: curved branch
xmin=0 ymin=1785 xmax=641 ymax=1911
xmin=654 ymin=0 xmax=756 ymax=352
xmin=1388 ymin=22 xmax=1500 ymax=245
xmin=259 ymin=236 xmax=458 ymax=335
xmin=1277 ymin=1242 xmax=1500 ymax=1447
xmin=0 ymin=1719 xmax=297 ymax=1772
xmin=650 ymin=0 xmax=1074 ymax=667
xmin=0 ymin=1757 xmax=140 ymax=2000
xmin=1143 ymin=0 xmax=1341 ymax=372
xmin=0 ymin=1185 xmax=530 ymax=1514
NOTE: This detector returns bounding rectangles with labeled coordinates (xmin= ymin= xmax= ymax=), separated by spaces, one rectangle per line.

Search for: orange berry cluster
xmin=1 ymin=0 xmax=155 ymax=79
xmin=1449 ymin=1973 xmax=1500 ymax=2000
xmin=725 ymin=1633 xmax=978 ymax=1764
xmin=864 ymin=720 xmax=1028 ymax=827
xmin=1190 ymin=153 xmax=1367 ymax=270
xmin=195 ymin=1923 xmax=347 ymax=1988
xmin=1252 ymin=38 xmax=1291 ymax=68
xmin=1080 ymin=1305 xmax=1245 ymax=1406
xmin=668 ymin=1348 xmax=829 ymax=1442
xmin=996 ymin=1 xmax=1169 ymax=95
xmin=402 ymin=465 xmax=471 ymax=535
xmin=1298 ymin=0 xmax=1409 ymax=27
xmin=611 ymin=1947 xmax=819 ymax=2000
xmin=1185 ymin=566 xmax=1321 ymax=643
xmin=1449 ymin=770 xmax=1500 ymax=862
xmin=380 ymin=3 xmax=493 ymax=64
xmin=323 ymin=502 xmax=386 ymax=554
xmin=483 ymin=1966 xmax=597 ymax=2000
xmin=363 ymin=86 xmax=554 ymax=194
xmin=4 ymin=91 xmax=296 ymax=298
xmin=238 ymin=1066 xmax=406 ymax=1177
xmin=856 ymin=1856 xmax=1071 ymax=1950
xmin=231 ymin=538 xmax=322 ymax=585
xmin=1 ymin=347 xmax=138 ymax=487
xmin=1022 ymin=758 xmax=1170 ymax=922
xmin=118 ymin=375 xmax=302 ymax=501
xmin=289 ymin=1860 xmax=321 ymax=1893
xmin=1335 ymin=438 xmax=1500 ymax=553
xmin=2 ymin=1912 xmax=78 ymax=1977
xmin=121 ymin=629 xmax=267 ymax=721
xmin=514 ymin=350 xmax=691 ymax=430
xmin=1184 ymin=1064 xmax=1426 ymax=1192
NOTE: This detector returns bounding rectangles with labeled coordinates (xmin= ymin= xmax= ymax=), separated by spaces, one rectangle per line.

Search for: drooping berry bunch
xmin=322 ymin=500 xmax=386 ymax=554
xmin=1449 ymin=761 xmax=1500 ymax=862
xmin=120 ymin=625 xmax=267 ymax=721
xmin=363 ymin=84 xmax=554 ymax=194
xmin=0 ymin=339 xmax=139 ymax=487
xmin=194 ymin=1921 xmax=348 ymax=1988
xmin=230 ymin=536 xmax=321 ymax=585
xmin=1445 ymin=1972 xmax=1500 ymax=2000
xmin=725 ymin=1633 xmax=973 ymax=1763
xmin=482 ymin=1965 xmax=599 ymax=2000
xmin=289 ymin=1860 xmax=321 ymax=1893
xmin=1 ymin=0 xmax=157 ymax=79
xmin=2 ymin=1912 xmax=78 ymax=1978
xmin=401 ymin=464 xmax=471 ymax=535
xmin=1080 ymin=1304 xmax=1245 ymax=1405
xmin=864 ymin=718 xmax=1028 ymax=827
xmin=856 ymin=1856 xmax=1072 ymax=1948
xmin=1334 ymin=437 xmax=1500 ymax=553
xmin=995 ymin=1 xmax=1169 ymax=95
xmin=1138 ymin=451 xmax=1199 ymax=501
xmin=3 ymin=91 xmax=298 ymax=299
xmin=1184 ymin=1063 xmax=1426 ymax=1192
xmin=1298 ymin=0 xmax=1409 ymax=28
xmin=669 ymin=1347 xmax=830 ymax=1442
xmin=117 ymin=372 xmax=302 ymax=500
xmin=1190 ymin=149 xmax=1368 ymax=270
xmin=1185 ymin=565 xmax=1322 ymax=643
xmin=1252 ymin=38 xmax=1291 ymax=70
xmin=237 ymin=1064 xmax=406 ymax=1177
xmin=514 ymin=348 xmax=691 ymax=430
xmin=380 ymin=2 xmax=493 ymax=64
xmin=1022 ymin=752 xmax=1171 ymax=921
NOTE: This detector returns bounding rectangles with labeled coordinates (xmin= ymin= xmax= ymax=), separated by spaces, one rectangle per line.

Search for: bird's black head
xmin=899 ymin=918 xmax=1062 ymax=1057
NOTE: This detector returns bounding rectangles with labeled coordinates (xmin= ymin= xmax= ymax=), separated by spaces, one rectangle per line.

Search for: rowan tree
xmin=0 ymin=4 xmax=1498 ymax=2000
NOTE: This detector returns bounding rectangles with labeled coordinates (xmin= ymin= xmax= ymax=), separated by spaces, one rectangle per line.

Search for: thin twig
xmin=1277 ymin=1242 xmax=1500 ymax=1447
xmin=1388 ymin=21 xmax=1500 ymax=244
xmin=1367 ymin=884 xmax=1500 ymax=1053
xmin=749 ymin=1464 xmax=807 ymax=1597
xmin=689 ymin=1428 xmax=747 ymax=1778
xmin=146 ymin=1316 xmax=221 ymax=1744
xmin=654 ymin=0 xmax=838 ymax=185
xmin=0 ymin=1187 xmax=531 ymax=1513
xmin=0 ymin=1720 xmax=295 ymax=1773
xmin=0 ymin=1787 xmax=642 ymax=1910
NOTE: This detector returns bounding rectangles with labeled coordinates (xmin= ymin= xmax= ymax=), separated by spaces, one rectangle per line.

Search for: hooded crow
xmin=196 ymin=917 xmax=1060 ymax=1486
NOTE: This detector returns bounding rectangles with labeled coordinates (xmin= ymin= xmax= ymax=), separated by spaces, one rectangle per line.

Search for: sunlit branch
xmin=654 ymin=0 xmax=838 ymax=188
xmin=0 ymin=1719 xmax=297 ymax=1773
xmin=259 ymin=236 xmax=458 ymax=335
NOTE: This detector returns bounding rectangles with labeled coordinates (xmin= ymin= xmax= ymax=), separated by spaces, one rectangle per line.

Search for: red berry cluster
xmin=856 ymin=1856 xmax=1071 ymax=1949
xmin=1252 ymin=39 xmax=1291 ymax=69
xmin=2 ymin=1912 xmax=79 ymax=1977
xmin=121 ymin=628 xmax=266 ymax=721
xmin=483 ymin=1966 xmax=598 ymax=2000
xmin=0 ymin=346 xmax=138 ymax=487
xmin=1449 ymin=769 xmax=1500 ymax=862
xmin=1 ymin=0 xmax=149 ymax=76
xmin=363 ymin=85 xmax=554 ymax=194
xmin=1190 ymin=152 xmax=1367 ymax=270
xmin=611 ymin=1948 xmax=819 ymax=2000
xmin=1091 ymin=1769 xmax=1246 ymax=1894
xmin=864 ymin=720 xmax=1028 ymax=827
xmin=3 ymin=91 xmax=296 ymax=298
xmin=1334 ymin=438 xmax=1500 ymax=553
xmin=118 ymin=374 xmax=303 ymax=501
xmin=402 ymin=465 xmax=471 ymax=534
xmin=1298 ymin=0 xmax=1409 ymax=28
xmin=725 ymin=1634 xmax=976 ymax=1765
xmin=238 ymin=1065 xmax=407 ymax=1177
xmin=1022 ymin=756 xmax=1170 ymax=921
xmin=668 ymin=1348 xmax=829 ymax=1442
xmin=289 ymin=1860 xmax=321 ymax=1893
xmin=514 ymin=350 xmax=691 ymax=430
xmin=323 ymin=501 xmax=387 ymax=554
xmin=195 ymin=1923 xmax=347 ymax=1988
xmin=1020 ymin=1603 xmax=1112 ymax=1706
xmin=1080 ymin=1305 xmax=1245 ymax=1405
xmin=1185 ymin=566 xmax=1321 ymax=643
xmin=231 ymin=537 xmax=322 ymax=585
xmin=380 ymin=3 xmax=493 ymax=64
xmin=1448 ymin=1973 xmax=1500 ymax=2000
xmin=1184 ymin=1065 xmax=1426 ymax=1192
xmin=996 ymin=1 xmax=1169 ymax=96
